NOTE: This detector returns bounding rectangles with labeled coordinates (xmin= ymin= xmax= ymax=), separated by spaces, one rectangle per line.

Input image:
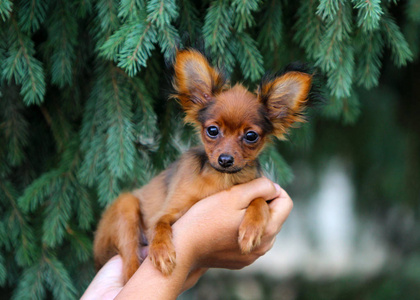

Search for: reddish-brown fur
xmin=93 ymin=49 xmax=314 ymax=282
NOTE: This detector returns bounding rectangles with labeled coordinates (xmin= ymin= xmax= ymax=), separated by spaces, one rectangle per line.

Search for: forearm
xmin=115 ymin=229 xmax=194 ymax=300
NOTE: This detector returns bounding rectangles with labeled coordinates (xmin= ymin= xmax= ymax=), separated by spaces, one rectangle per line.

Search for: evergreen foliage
xmin=0 ymin=0 xmax=418 ymax=298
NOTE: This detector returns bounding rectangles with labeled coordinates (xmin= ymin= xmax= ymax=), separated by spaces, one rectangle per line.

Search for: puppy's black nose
xmin=218 ymin=154 xmax=234 ymax=168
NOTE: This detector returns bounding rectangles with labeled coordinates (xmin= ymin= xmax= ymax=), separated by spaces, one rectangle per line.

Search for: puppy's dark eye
xmin=206 ymin=126 xmax=219 ymax=138
xmin=244 ymin=131 xmax=259 ymax=143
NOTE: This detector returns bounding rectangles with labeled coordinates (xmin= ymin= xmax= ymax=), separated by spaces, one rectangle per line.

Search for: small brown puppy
xmin=93 ymin=49 xmax=315 ymax=283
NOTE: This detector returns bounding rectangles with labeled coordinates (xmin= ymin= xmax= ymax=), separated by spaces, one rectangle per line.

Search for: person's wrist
xmin=172 ymin=220 xmax=199 ymax=272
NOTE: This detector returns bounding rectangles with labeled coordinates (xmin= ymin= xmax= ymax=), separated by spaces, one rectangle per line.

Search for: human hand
xmin=81 ymin=254 xmax=206 ymax=299
xmin=172 ymin=177 xmax=293 ymax=271
xmin=82 ymin=177 xmax=293 ymax=299
xmin=81 ymin=255 xmax=124 ymax=300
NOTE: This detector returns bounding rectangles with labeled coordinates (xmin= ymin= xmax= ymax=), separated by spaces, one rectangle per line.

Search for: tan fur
xmin=93 ymin=49 xmax=314 ymax=281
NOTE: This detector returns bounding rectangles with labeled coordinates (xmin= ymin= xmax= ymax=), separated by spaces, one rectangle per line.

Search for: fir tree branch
xmin=232 ymin=0 xmax=260 ymax=32
xmin=178 ymin=0 xmax=201 ymax=41
xmin=17 ymin=0 xmax=48 ymax=33
xmin=258 ymin=0 xmax=282 ymax=52
xmin=0 ymin=0 xmax=12 ymax=21
xmin=117 ymin=20 xmax=157 ymax=76
xmin=12 ymin=263 xmax=46 ymax=300
xmin=105 ymin=65 xmax=135 ymax=178
xmin=0 ymin=93 xmax=29 ymax=166
xmin=118 ymin=0 xmax=144 ymax=21
xmin=0 ymin=180 xmax=37 ymax=267
xmin=147 ymin=0 xmax=180 ymax=59
xmin=381 ymin=10 xmax=414 ymax=66
xmin=234 ymin=31 xmax=264 ymax=81
xmin=294 ymin=0 xmax=324 ymax=60
xmin=74 ymin=0 xmax=93 ymax=18
xmin=2 ymin=18 xmax=46 ymax=105
xmin=203 ymin=0 xmax=233 ymax=55
xmin=47 ymin=0 xmax=78 ymax=88
xmin=317 ymin=0 xmax=344 ymax=21
xmin=352 ymin=0 xmax=383 ymax=32
xmin=99 ymin=20 xmax=136 ymax=61
xmin=355 ymin=29 xmax=383 ymax=88
xmin=44 ymin=254 xmax=77 ymax=300
xmin=95 ymin=0 xmax=119 ymax=35
xmin=66 ymin=227 xmax=92 ymax=262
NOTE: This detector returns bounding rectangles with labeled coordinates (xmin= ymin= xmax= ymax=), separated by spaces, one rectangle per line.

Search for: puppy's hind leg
xmin=93 ymin=193 xmax=144 ymax=283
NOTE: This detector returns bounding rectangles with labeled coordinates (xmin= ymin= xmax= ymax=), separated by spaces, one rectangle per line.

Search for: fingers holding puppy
xmin=229 ymin=177 xmax=282 ymax=209
xmin=251 ymin=186 xmax=294 ymax=257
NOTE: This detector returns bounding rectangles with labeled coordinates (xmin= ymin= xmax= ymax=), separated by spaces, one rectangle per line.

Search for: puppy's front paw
xmin=238 ymin=217 xmax=267 ymax=254
xmin=149 ymin=239 xmax=177 ymax=275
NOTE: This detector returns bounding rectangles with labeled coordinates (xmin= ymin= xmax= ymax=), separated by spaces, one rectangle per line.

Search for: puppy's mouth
xmin=210 ymin=164 xmax=243 ymax=174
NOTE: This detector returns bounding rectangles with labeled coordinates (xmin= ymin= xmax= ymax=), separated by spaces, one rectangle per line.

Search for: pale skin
xmin=81 ymin=178 xmax=293 ymax=300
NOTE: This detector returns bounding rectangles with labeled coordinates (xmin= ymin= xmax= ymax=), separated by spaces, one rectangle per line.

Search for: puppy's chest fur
xmin=132 ymin=146 xmax=261 ymax=237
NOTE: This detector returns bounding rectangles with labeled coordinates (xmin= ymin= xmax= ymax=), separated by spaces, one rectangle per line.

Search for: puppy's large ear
xmin=258 ymin=70 xmax=312 ymax=139
xmin=172 ymin=49 xmax=226 ymax=125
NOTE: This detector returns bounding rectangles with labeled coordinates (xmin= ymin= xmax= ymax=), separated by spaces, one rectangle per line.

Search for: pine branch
xmin=44 ymin=254 xmax=77 ymax=300
xmin=381 ymin=10 xmax=414 ymax=66
xmin=18 ymin=169 xmax=64 ymax=213
xmin=79 ymin=64 xmax=137 ymax=205
xmin=326 ymin=43 xmax=355 ymax=98
xmin=294 ymin=0 xmax=325 ymax=61
xmin=12 ymin=263 xmax=46 ymax=300
xmin=13 ymin=253 xmax=77 ymax=300
xmin=17 ymin=0 xmax=48 ymax=33
xmin=0 ymin=93 xmax=29 ymax=166
xmin=0 ymin=180 xmax=38 ymax=267
xmin=2 ymin=19 xmax=46 ymax=105
xmin=78 ymin=65 xmax=109 ymax=187
xmin=352 ymin=0 xmax=383 ymax=32
xmin=95 ymin=0 xmax=120 ymax=36
xmin=99 ymin=20 xmax=136 ymax=61
xmin=97 ymin=167 xmax=121 ymax=206
xmin=74 ymin=0 xmax=93 ymax=18
xmin=203 ymin=0 xmax=233 ymax=56
xmin=75 ymin=187 xmax=93 ymax=231
xmin=19 ymin=137 xmax=86 ymax=248
xmin=117 ymin=19 xmax=157 ymax=76
xmin=0 ymin=0 xmax=12 ymax=21
xmin=317 ymin=0 xmax=345 ymax=21
xmin=316 ymin=2 xmax=352 ymax=71
xmin=234 ymin=31 xmax=264 ymax=81
xmin=129 ymin=76 xmax=159 ymax=147
xmin=258 ymin=0 xmax=282 ymax=52
xmin=46 ymin=0 xmax=78 ymax=88
xmin=118 ymin=0 xmax=144 ymax=21
xmin=355 ymin=29 xmax=383 ymax=89
xmin=66 ymin=228 xmax=92 ymax=262
xmin=232 ymin=0 xmax=260 ymax=32
xmin=147 ymin=0 xmax=178 ymax=29
xmin=178 ymin=0 xmax=201 ymax=41
xmin=43 ymin=189 xmax=73 ymax=247
xmin=157 ymin=24 xmax=180 ymax=60
xmin=316 ymin=2 xmax=354 ymax=98
xmin=147 ymin=0 xmax=180 ymax=59
xmin=105 ymin=66 xmax=135 ymax=179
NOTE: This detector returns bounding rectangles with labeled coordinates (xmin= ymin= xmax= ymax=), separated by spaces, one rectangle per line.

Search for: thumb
xmin=229 ymin=177 xmax=281 ymax=209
